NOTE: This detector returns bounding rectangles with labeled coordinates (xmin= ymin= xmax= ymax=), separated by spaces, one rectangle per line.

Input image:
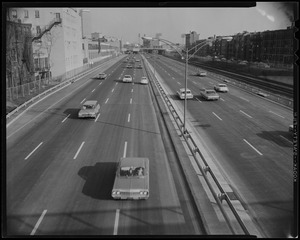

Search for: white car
xmin=140 ymin=77 xmax=149 ymax=85
xmin=196 ymin=71 xmax=207 ymax=77
xmin=289 ymin=125 xmax=293 ymax=133
xmin=177 ymin=88 xmax=193 ymax=100
xmin=112 ymin=157 xmax=149 ymax=200
xmin=78 ymin=100 xmax=100 ymax=118
xmin=123 ymin=75 xmax=133 ymax=83
xmin=200 ymin=89 xmax=220 ymax=100
xmin=214 ymin=83 xmax=229 ymax=92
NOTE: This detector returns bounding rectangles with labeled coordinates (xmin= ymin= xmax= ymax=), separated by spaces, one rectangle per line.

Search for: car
xmin=197 ymin=71 xmax=207 ymax=77
xmin=97 ymin=73 xmax=107 ymax=79
xmin=177 ymin=88 xmax=194 ymax=100
xmin=289 ymin=125 xmax=293 ymax=133
xmin=127 ymin=64 xmax=133 ymax=68
xmin=123 ymin=75 xmax=133 ymax=82
xmin=78 ymin=100 xmax=100 ymax=118
xmin=135 ymin=59 xmax=140 ymax=62
xmin=200 ymin=89 xmax=220 ymax=100
xmin=140 ymin=77 xmax=149 ymax=85
xmin=112 ymin=157 xmax=149 ymax=200
xmin=214 ymin=83 xmax=228 ymax=92
xmin=137 ymin=64 xmax=143 ymax=69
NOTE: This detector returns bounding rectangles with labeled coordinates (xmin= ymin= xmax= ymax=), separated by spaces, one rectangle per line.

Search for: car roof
xmin=124 ymin=75 xmax=132 ymax=77
xmin=119 ymin=157 xmax=149 ymax=168
xmin=84 ymin=100 xmax=97 ymax=105
xmin=179 ymin=88 xmax=191 ymax=91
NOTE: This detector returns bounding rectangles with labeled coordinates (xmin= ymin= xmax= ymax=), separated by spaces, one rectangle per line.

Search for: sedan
xmin=78 ymin=100 xmax=100 ymax=118
xmin=127 ymin=64 xmax=133 ymax=68
xmin=197 ymin=71 xmax=207 ymax=77
xmin=214 ymin=83 xmax=229 ymax=92
xmin=140 ymin=77 xmax=149 ymax=85
xmin=123 ymin=75 xmax=133 ymax=83
xmin=97 ymin=73 xmax=107 ymax=79
xmin=112 ymin=157 xmax=149 ymax=200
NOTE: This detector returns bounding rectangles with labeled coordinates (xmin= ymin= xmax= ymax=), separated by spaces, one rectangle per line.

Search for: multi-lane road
xmin=6 ymin=56 xmax=207 ymax=235
xmin=6 ymin=53 xmax=295 ymax=237
xmin=145 ymin=54 xmax=294 ymax=238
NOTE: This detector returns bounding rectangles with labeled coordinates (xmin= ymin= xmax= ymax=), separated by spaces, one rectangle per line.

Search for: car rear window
xmin=120 ymin=166 xmax=145 ymax=177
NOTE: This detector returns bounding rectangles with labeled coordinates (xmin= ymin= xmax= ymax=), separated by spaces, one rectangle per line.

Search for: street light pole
xmin=142 ymin=35 xmax=232 ymax=135
xmin=184 ymin=49 xmax=188 ymax=133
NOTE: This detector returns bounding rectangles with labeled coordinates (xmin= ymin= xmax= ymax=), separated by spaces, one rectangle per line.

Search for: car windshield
xmin=83 ymin=104 xmax=94 ymax=109
xmin=125 ymin=75 xmax=131 ymax=78
xmin=207 ymin=90 xmax=216 ymax=94
xmin=219 ymin=84 xmax=226 ymax=87
xmin=120 ymin=166 xmax=145 ymax=177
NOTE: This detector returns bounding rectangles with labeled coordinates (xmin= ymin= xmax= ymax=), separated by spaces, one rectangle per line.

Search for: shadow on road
xmin=78 ymin=162 xmax=117 ymax=200
xmin=63 ymin=108 xmax=80 ymax=119
xmin=257 ymin=131 xmax=293 ymax=148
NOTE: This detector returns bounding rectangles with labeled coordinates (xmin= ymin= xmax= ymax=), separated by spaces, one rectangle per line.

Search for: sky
xmin=86 ymin=2 xmax=296 ymax=44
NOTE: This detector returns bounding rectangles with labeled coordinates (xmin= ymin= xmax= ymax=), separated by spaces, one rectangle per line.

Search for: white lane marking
xmin=92 ymin=89 xmax=95 ymax=93
xmin=212 ymin=112 xmax=222 ymax=121
xmin=239 ymin=96 xmax=249 ymax=102
xmin=112 ymin=88 xmax=114 ymax=93
xmin=240 ymin=110 xmax=253 ymax=118
xmin=172 ymin=77 xmax=175 ymax=79
xmin=105 ymin=98 xmax=109 ymax=104
xmin=95 ymin=113 xmax=100 ymax=122
xmin=30 ymin=209 xmax=47 ymax=235
xmin=269 ymin=110 xmax=285 ymax=118
xmin=73 ymin=141 xmax=85 ymax=159
xmin=62 ymin=114 xmax=70 ymax=123
xmin=130 ymin=98 xmax=132 ymax=104
xmin=25 ymin=142 xmax=43 ymax=160
xmin=220 ymin=98 xmax=225 ymax=101
xmin=243 ymin=139 xmax=263 ymax=156
xmin=177 ymin=82 xmax=181 ymax=85
xmin=195 ymin=97 xmax=202 ymax=103
xmin=98 ymin=82 xmax=102 ymax=86
xmin=128 ymin=114 xmax=131 ymax=122
xmin=115 ymin=82 xmax=118 ymax=85
xmin=123 ymin=141 xmax=127 ymax=158
xmin=132 ymin=82 xmax=135 ymax=85
xmin=280 ymin=135 xmax=293 ymax=144
xmin=113 ymin=209 xmax=120 ymax=235
xmin=131 ymin=89 xmax=133 ymax=93
xmin=80 ymin=98 xmax=86 ymax=104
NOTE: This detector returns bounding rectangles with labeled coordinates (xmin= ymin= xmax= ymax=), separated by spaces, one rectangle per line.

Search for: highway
xmin=6 ymin=56 xmax=205 ymax=235
xmin=145 ymin=54 xmax=294 ymax=238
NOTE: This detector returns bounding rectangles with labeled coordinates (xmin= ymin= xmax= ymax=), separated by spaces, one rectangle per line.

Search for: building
xmin=7 ymin=8 xmax=84 ymax=79
xmin=260 ymin=28 xmax=293 ymax=68
xmin=79 ymin=9 xmax=91 ymax=39
xmin=6 ymin=20 xmax=34 ymax=87
xmin=185 ymin=31 xmax=199 ymax=50
xmin=194 ymin=27 xmax=293 ymax=68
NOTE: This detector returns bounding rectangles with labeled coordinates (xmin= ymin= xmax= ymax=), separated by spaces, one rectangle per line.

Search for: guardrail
xmin=143 ymin=56 xmax=250 ymax=235
xmin=6 ymin=56 xmax=120 ymax=120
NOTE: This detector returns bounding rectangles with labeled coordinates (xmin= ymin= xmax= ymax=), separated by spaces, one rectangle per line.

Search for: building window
xmin=55 ymin=13 xmax=60 ymax=19
xmin=35 ymin=10 xmax=40 ymax=18
xmin=36 ymin=26 xmax=41 ymax=35
xmin=12 ymin=10 xmax=17 ymax=18
xmin=82 ymin=43 xmax=84 ymax=50
xmin=24 ymin=10 xmax=29 ymax=18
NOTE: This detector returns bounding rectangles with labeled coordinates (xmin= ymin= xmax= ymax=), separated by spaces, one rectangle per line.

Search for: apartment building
xmin=7 ymin=8 xmax=83 ymax=79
